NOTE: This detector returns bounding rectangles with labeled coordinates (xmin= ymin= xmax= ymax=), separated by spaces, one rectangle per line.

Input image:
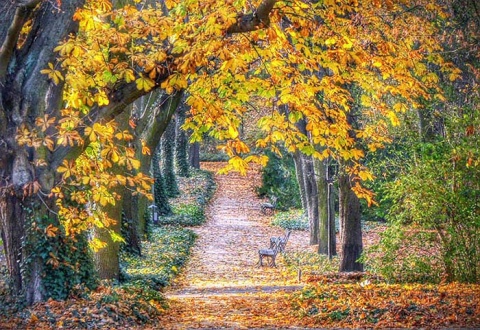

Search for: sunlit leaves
xmin=136 ymin=75 xmax=156 ymax=92
xmin=40 ymin=62 xmax=64 ymax=85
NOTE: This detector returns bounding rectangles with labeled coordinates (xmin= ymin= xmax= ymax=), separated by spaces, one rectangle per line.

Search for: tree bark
xmin=93 ymin=198 xmax=122 ymax=280
xmin=338 ymin=172 xmax=363 ymax=272
xmin=189 ymin=142 xmax=201 ymax=169
xmin=0 ymin=0 xmax=84 ymax=302
xmin=153 ymin=147 xmax=172 ymax=216
xmin=161 ymin=119 xmax=179 ymax=198
xmin=128 ymin=91 xmax=182 ymax=236
xmin=291 ymin=116 xmax=319 ymax=245
xmin=316 ymin=158 xmax=336 ymax=256
xmin=175 ymin=102 xmax=190 ymax=177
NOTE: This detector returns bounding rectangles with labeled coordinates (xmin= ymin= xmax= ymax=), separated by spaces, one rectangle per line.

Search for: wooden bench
xmin=258 ymin=230 xmax=291 ymax=267
xmin=260 ymin=196 xmax=278 ymax=215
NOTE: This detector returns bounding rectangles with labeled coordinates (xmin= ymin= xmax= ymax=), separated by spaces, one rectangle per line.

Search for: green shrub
xmin=257 ymin=151 xmax=302 ymax=210
xmin=361 ymin=227 xmax=443 ymax=283
xmin=367 ymin=140 xmax=480 ymax=283
xmin=271 ymin=209 xmax=308 ymax=230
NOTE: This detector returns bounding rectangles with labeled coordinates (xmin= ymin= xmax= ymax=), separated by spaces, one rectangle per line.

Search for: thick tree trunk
xmin=316 ymin=158 xmax=336 ymax=256
xmin=0 ymin=0 xmax=85 ymax=302
xmin=0 ymin=193 xmax=27 ymax=294
xmin=93 ymin=221 xmax=122 ymax=280
xmin=338 ymin=173 xmax=363 ymax=272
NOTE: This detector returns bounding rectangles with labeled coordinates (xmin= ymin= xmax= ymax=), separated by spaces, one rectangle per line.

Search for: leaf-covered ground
xmin=0 ymin=162 xmax=478 ymax=329
xmin=157 ymin=162 xmax=479 ymax=329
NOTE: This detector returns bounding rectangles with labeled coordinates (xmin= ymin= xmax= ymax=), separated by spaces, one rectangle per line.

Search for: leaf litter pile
xmin=0 ymin=162 xmax=479 ymax=329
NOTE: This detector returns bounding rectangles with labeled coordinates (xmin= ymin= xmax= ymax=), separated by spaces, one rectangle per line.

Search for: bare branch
xmin=227 ymin=0 xmax=278 ymax=34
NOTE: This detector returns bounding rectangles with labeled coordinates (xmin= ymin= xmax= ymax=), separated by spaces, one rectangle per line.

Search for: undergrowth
xmin=271 ymin=209 xmax=308 ymax=230
xmin=157 ymin=168 xmax=216 ymax=226
xmin=120 ymin=227 xmax=196 ymax=288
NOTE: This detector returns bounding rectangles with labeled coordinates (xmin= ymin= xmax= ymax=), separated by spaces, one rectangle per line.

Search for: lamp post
xmin=148 ymin=204 xmax=159 ymax=225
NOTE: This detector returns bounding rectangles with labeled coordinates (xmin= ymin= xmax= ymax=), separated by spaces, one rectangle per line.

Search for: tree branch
xmin=226 ymin=0 xmax=278 ymax=34
xmin=0 ymin=0 xmax=41 ymax=79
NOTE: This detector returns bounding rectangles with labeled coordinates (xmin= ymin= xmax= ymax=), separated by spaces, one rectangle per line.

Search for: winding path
xmin=158 ymin=162 xmax=312 ymax=329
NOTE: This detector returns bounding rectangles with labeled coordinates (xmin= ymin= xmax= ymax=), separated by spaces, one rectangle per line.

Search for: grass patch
xmin=120 ymin=227 xmax=196 ymax=288
xmin=271 ymin=209 xmax=308 ymax=230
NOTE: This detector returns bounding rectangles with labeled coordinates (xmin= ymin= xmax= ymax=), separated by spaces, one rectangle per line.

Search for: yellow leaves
xmin=393 ymin=103 xmax=407 ymax=113
xmin=161 ymin=73 xmax=188 ymax=92
xmin=136 ymin=75 xmax=156 ymax=92
xmin=92 ymin=186 xmax=115 ymax=207
xmin=342 ymin=36 xmax=354 ymax=50
xmin=325 ymin=37 xmax=337 ymax=46
xmin=89 ymin=238 xmax=107 ymax=252
xmin=57 ymin=160 xmax=76 ymax=179
xmin=40 ymin=62 xmax=64 ymax=85
xmin=386 ymin=111 xmax=400 ymax=127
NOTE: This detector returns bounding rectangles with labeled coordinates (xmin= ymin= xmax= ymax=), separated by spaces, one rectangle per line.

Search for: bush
xmin=257 ymin=151 xmax=302 ymax=210
xmin=271 ymin=209 xmax=308 ymax=230
xmin=363 ymin=140 xmax=480 ymax=283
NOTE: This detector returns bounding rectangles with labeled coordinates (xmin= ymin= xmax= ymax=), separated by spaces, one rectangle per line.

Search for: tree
xmin=153 ymin=145 xmax=172 ymax=216
xmin=160 ymin=119 xmax=180 ymax=197
xmin=1 ymin=0 xmax=458 ymax=302
xmin=175 ymin=101 xmax=190 ymax=177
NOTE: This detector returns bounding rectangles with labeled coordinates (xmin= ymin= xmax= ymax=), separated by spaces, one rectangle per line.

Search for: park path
xmin=158 ymin=162 xmax=312 ymax=329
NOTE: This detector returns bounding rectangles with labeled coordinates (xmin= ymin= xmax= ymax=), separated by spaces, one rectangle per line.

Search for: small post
xmin=148 ymin=204 xmax=159 ymax=225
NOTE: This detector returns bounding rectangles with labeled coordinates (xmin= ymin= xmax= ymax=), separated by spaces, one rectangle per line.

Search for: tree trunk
xmin=0 ymin=1 xmax=85 ymax=301
xmin=93 ymin=222 xmax=122 ymax=280
xmin=316 ymin=158 xmax=336 ymax=256
xmin=293 ymin=150 xmax=319 ymax=245
xmin=292 ymin=150 xmax=308 ymax=212
xmin=338 ymin=173 xmax=363 ymax=272
xmin=175 ymin=102 xmax=190 ymax=177
xmin=0 ymin=193 xmax=27 ymax=294
xmin=161 ymin=119 xmax=179 ymax=197
xmin=189 ymin=141 xmax=201 ymax=169
xmin=122 ymin=91 xmax=182 ymax=240
xmin=153 ymin=147 xmax=172 ymax=216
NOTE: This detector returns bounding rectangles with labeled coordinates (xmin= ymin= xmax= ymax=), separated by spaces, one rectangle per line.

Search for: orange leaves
xmin=45 ymin=224 xmax=59 ymax=238
xmin=23 ymin=180 xmax=41 ymax=197
xmin=291 ymin=281 xmax=480 ymax=329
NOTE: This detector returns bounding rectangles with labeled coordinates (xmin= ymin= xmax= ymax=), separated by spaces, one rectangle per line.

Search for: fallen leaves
xmin=291 ymin=281 xmax=480 ymax=329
